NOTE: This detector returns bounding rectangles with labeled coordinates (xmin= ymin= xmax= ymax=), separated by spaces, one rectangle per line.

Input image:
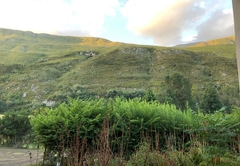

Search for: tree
xmin=201 ymin=84 xmax=222 ymax=113
xmin=123 ymin=91 xmax=145 ymax=99
xmin=0 ymin=110 xmax=31 ymax=146
xmin=106 ymin=90 xmax=123 ymax=98
xmin=164 ymin=73 xmax=193 ymax=110
xmin=143 ymin=88 xmax=156 ymax=102
xmin=0 ymin=100 xmax=5 ymax=113
xmin=164 ymin=89 xmax=178 ymax=106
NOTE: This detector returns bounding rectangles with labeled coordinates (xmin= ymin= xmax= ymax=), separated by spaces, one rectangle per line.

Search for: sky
xmin=0 ymin=0 xmax=234 ymax=46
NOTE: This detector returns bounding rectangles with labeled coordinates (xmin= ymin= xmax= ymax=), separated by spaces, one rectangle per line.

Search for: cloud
xmin=195 ymin=6 xmax=234 ymax=42
xmin=121 ymin=0 xmax=234 ymax=45
xmin=0 ymin=0 xmax=234 ymax=45
xmin=0 ymin=0 xmax=120 ymax=36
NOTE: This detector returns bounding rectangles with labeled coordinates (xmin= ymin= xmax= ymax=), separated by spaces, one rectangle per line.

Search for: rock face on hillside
xmin=120 ymin=47 xmax=152 ymax=55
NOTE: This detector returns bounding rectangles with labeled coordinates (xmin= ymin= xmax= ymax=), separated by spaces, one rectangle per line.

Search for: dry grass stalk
xmin=98 ymin=118 xmax=112 ymax=166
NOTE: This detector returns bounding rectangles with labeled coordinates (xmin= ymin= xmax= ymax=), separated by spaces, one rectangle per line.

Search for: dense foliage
xmin=163 ymin=73 xmax=193 ymax=110
xmin=201 ymin=84 xmax=222 ymax=113
xmin=0 ymin=110 xmax=31 ymax=147
xmin=30 ymin=98 xmax=240 ymax=165
xmin=31 ymin=98 xmax=191 ymax=152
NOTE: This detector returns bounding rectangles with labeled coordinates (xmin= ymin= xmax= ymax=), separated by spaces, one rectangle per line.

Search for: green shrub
xmin=0 ymin=110 xmax=31 ymax=147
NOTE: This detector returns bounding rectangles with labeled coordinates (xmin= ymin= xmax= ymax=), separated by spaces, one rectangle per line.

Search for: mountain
xmin=189 ymin=36 xmax=235 ymax=47
xmin=0 ymin=28 xmax=238 ymax=112
xmin=175 ymin=36 xmax=235 ymax=47
xmin=0 ymin=28 xmax=122 ymax=65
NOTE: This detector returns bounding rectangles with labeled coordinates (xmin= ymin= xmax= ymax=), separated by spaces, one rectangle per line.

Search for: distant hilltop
xmin=190 ymin=36 xmax=235 ymax=47
xmin=175 ymin=36 xmax=235 ymax=47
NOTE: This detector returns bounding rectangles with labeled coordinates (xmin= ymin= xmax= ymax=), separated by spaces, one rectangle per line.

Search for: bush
xmin=31 ymin=98 xmax=194 ymax=157
xmin=31 ymin=98 xmax=240 ymax=165
xmin=0 ymin=110 xmax=31 ymax=147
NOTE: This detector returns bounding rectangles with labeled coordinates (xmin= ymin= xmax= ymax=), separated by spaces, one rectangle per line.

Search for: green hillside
xmin=0 ymin=28 xmax=238 ymax=112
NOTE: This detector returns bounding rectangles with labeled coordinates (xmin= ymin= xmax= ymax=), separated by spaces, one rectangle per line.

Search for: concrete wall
xmin=232 ymin=0 xmax=240 ymax=89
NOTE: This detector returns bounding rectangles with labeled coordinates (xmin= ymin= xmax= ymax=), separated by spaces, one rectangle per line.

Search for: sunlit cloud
xmin=121 ymin=0 xmax=234 ymax=45
xmin=0 ymin=0 xmax=234 ymax=46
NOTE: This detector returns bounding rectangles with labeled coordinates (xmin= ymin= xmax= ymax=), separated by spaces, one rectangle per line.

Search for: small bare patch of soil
xmin=0 ymin=147 xmax=43 ymax=166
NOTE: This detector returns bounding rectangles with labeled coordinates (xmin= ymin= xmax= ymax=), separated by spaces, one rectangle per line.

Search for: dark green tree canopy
xmin=164 ymin=73 xmax=193 ymax=110
xmin=0 ymin=110 xmax=31 ymax=146
xmin=143 ymin=88 xmax=156 ymax=102
xmin=201 ymin=84 xmax=222 ymax=113
xmin=0 ymin=100 xmax=5 ymax=113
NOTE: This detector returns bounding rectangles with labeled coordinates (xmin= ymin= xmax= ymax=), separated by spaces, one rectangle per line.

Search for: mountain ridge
xmin=190 ymin=36 xmax=235 ymax=47
xmin=175 ymin=36 xmax=235 ymax=48
xmin=0 ymin=28 xmax=238 ymax=112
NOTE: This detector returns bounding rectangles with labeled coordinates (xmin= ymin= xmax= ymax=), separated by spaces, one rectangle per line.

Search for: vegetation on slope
xmin=0 ymin=29 xmax=240 ymax=165
xmin=0 ymin=28 xmax=238 ymax=113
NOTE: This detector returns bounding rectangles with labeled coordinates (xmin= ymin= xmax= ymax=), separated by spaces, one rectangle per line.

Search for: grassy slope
xmin=0 ymin=28 xmax=122 ymax=64
xmin=0 ymin=28 xmax=238 ymax=111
